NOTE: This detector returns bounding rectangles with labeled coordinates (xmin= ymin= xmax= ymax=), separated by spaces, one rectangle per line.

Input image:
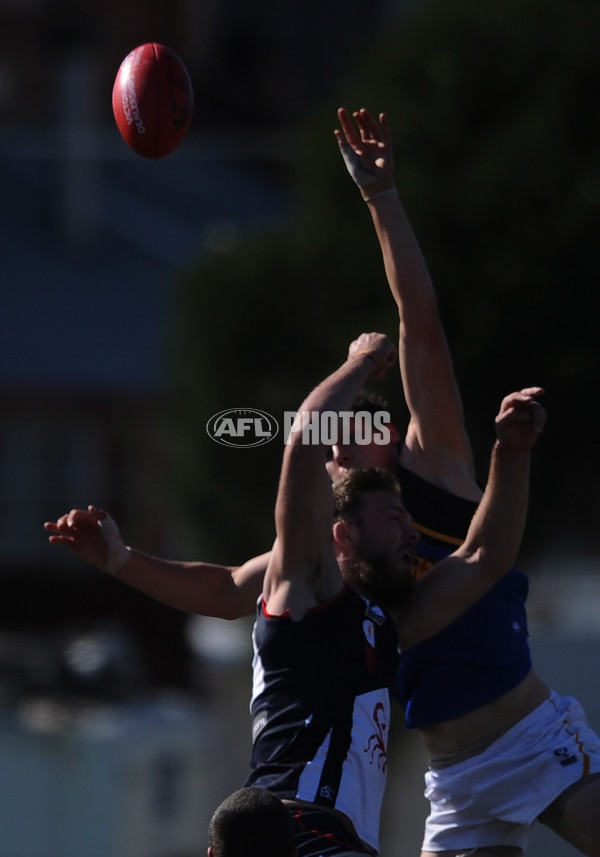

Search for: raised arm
xmin=456 ymin=386 xmax=546 ymax=565
xmin=263 ymin=333 xmax=397 ymax=618
xmin=44 ymin=506 xmax=266 ymax=619
xmin=399 ymin=387 xmax=546 ymax=646
xmin=335 ymin=107 xmax=480 ymax=501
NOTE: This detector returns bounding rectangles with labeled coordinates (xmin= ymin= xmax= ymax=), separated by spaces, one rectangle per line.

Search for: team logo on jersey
xmin=363 ymin=620 xmax=376 ymax=649
xmin=365 ymin=701 xmax=388 ymax=772
xmin=552 ymin=747 xmax=577 ymax=767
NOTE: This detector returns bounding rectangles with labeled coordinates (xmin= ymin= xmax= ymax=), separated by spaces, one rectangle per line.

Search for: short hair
xmin=333 ymin=466 xmax=402 ymax=522
xmin=208 ymin=787 xmax=295 ymax=857
xmin=352 ymin=391 xmax=391 ymax=417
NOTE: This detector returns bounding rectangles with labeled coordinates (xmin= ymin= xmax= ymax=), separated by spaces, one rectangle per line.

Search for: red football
xmin=112 ymin=43 xmax=194 ymax=159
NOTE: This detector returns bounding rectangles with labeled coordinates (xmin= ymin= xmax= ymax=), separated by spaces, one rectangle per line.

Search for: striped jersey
xmin=245 ymin=586 xmax=398 ymax=853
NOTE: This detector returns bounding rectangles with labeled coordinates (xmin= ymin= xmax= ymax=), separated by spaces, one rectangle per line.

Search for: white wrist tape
xmin=362 ymin=186 xmax=398 ymax=203
xmin=99 ymin=514 xmax=131 ymax=576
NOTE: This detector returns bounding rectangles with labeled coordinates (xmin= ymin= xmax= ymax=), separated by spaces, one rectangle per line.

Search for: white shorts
xmin=422 ymin=691 xmax=600 ymax=852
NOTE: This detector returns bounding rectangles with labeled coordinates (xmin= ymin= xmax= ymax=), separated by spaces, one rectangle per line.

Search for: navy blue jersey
xmin=246 ymin=586 xmax=398 ymax=853
xmin=396 ymin=463 xmax=479 ymax=578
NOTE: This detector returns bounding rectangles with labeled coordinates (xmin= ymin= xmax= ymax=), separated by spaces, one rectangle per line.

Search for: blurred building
xmin=0 ymin=2 xmax=406 ymax=854
xmin=1 ymin=3 xmax=599 ymax=857
xmin=0 ymin=0 xmax=299 ymax=700
xmin=0 ymin=0 xmax=409 ymax=696
xmin=0 ymin=4 xmax=293 ymax=854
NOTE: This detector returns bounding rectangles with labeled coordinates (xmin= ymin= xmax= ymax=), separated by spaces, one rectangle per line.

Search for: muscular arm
xmin=368 ymin=192 xmax=480 ymax=498
xmin=44 ymin=507 xmax=267 ymax=619
xmin=398 ymin=387 xmax=546 ymax=646
xmin=264 ymin=333 xmax=397 ymax=618
xmin=336 ymin=107 xmax=481 ymax=501
xmin=45 ymin=338 xmax=391 ymax=622
xmin=46 ymin=334 xmax=392 ymax=623
xmin=114 ymin=550 xmax=268 ymax=619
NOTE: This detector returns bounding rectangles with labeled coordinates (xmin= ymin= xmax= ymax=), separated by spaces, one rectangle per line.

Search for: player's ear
xmin=332 ymin=519 xmax=356 ymax=551
xmin=207 ymin=848 xmax=213 ymax=857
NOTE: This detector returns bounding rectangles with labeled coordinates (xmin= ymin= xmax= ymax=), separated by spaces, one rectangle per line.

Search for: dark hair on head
xmin=333 ymin=467 xmax=402 ymax=522
xmin=208 ymin=787 xmax=295 ymax=857
xmin=352 ymin=391 xmax=390 ymax=418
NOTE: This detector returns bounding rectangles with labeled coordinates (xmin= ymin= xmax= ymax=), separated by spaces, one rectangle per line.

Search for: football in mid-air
xmin=112 ymin=43 xmax=193 ymax=159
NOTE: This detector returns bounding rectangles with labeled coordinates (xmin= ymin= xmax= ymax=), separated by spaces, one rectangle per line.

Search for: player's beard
xmin=346 ymin=548 xmax=415 ymax=610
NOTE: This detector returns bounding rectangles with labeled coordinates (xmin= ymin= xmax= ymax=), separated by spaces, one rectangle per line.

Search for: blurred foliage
xmin=169 ymin=0 xmax=600 ymax=563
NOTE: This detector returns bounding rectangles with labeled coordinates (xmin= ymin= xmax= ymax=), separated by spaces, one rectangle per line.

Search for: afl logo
xmin=206 ymin=409 xmax=279 ymax=448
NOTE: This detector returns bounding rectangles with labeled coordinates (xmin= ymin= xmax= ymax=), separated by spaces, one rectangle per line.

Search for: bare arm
xmin=335 ymin=107 xmax=480 ymax=501
xmin=116 ymin=550 xmax=269 ymax=619
xmin=43 ymin=334 xmax=394 ymax=623
xmin=264 ymin=333 xmax=397 ymax=618
xmin=44 ymin=507 xmax=267 ymax=619
xmin=399 ymin=387 xmax=546 ymax=646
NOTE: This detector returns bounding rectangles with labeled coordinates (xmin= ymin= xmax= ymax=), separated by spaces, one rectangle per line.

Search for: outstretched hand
xmin=335 ymin=107 xmax=395 ymax=196
xmin=495 ymin=387 xmax=546 ymax=450
xmin=44 ymin=505 xmax=113 ymax=570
